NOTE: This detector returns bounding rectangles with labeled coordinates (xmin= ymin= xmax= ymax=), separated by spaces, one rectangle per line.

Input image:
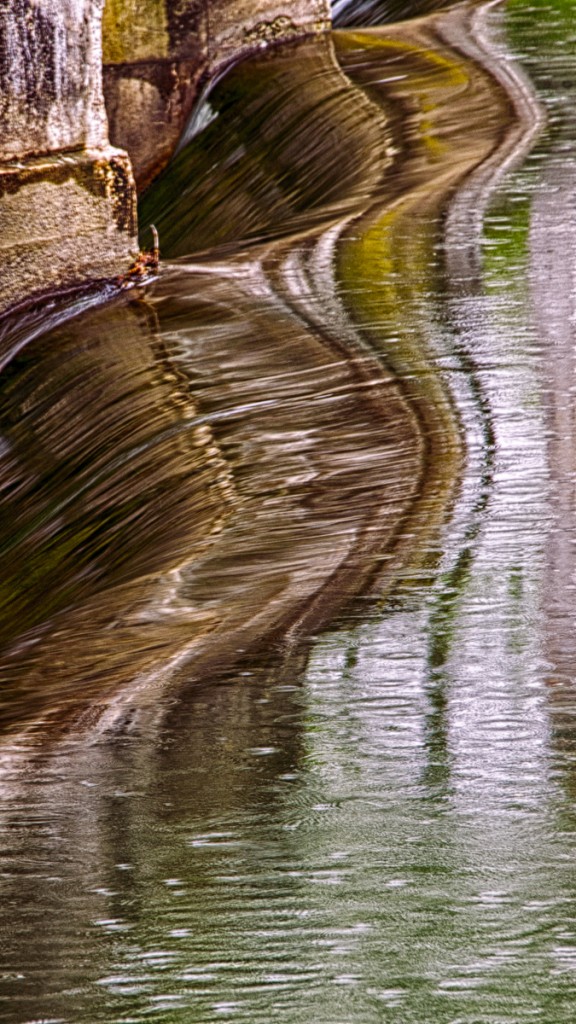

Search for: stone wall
xmin=0 ymin=0 xmax=137 ymax=316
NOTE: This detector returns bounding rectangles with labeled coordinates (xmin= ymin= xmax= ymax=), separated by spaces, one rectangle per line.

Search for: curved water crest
xmin=0 ymin=7 xmax=513 ymax=738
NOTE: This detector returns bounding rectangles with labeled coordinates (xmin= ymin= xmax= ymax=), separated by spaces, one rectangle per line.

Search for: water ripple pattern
xmin=2 ymin=2 xmax=576 ymax=1024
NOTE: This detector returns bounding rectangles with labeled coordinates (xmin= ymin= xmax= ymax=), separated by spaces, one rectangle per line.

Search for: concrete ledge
xmin=207 ymin=1 xmax=330 ymax=69
xmin=0 ymin=147 xmax=137 ymax=315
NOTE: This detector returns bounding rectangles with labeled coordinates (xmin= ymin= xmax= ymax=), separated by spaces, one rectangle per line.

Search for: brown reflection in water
xmin=0 ymin=6 xmax=520 ymax=741
xmin=0 ymin=296 xmax=233 ymax=730
xmin=0 ymin=264 xmax=426 ymax=737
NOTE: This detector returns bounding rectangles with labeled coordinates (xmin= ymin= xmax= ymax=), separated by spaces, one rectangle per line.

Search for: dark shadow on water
xmin=332 ymin=0 xmax=463 ymax=28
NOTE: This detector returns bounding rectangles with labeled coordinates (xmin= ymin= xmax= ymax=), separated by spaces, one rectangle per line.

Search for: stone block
xmin=0 ymin=148 xmax=137 ymax=314
xmin=0 ymin=0 xmax=109 ymax=160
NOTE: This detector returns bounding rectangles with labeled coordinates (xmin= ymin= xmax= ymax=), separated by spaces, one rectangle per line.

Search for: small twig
xmin=118 ymin=224 xmax=161 ymax=288
xmin=150 ymin=224 xmax=160 ymax=267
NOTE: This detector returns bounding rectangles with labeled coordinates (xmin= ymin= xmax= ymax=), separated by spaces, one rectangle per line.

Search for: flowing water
xmin=1 ymin=0 xmax=576 ymax=1020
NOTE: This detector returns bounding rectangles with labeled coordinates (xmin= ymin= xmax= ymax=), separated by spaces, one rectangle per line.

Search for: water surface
xmin=2 ymin=1 xmax=576 ymax=1022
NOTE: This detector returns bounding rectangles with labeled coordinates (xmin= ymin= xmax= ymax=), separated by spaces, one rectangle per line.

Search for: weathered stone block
xmin=0 ymin=0 xmax=109 ymax=160
xmin=0 ymin=148 xmax=137 ymax=314
xmin=103 ymin=0 xmax=171 ymax=63
xmin=103 ymin=59 xmax=205 ymax=191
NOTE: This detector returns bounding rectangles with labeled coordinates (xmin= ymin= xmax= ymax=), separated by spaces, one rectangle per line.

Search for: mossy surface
xmin=103 ymin=0 xmax=169 ymax=63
